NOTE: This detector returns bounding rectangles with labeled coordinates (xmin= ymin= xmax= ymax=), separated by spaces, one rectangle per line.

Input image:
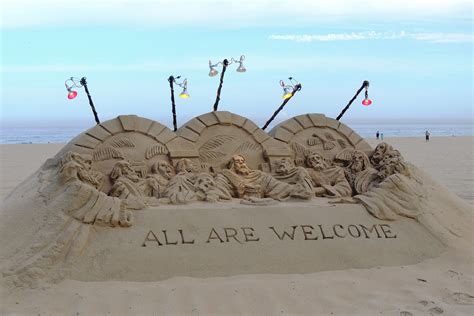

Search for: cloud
xmin=269 ymin=31 xmax=474 ymax=43
xmin=1 ymin=0 xmax=471 ymax=29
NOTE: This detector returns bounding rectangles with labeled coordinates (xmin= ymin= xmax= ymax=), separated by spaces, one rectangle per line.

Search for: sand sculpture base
xmin=69 ymin=201 xmax=446 ymax=282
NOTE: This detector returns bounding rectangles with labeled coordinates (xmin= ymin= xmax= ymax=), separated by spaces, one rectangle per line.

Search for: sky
xmin=1 ymin=0 xmax=473 ymax=128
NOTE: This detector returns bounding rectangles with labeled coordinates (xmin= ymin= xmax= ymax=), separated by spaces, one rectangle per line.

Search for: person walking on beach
xmin=380 ymin=133 xmax=384 ymax=141
xmin=425 ymin=130 xmax=430 ymax=142
xmin=376 ymin=131 xmax=380 ymax=140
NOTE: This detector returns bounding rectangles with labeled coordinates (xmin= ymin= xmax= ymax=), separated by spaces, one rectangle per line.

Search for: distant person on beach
xmin=380 ymin=133 xmax=384 ymax=140
xmin=425 ymin=130 xmax=430 ymax=142
xmin=376 ymin=131 xmax=380 ymax=140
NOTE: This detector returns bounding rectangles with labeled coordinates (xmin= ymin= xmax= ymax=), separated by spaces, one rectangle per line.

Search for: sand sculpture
xmin=1 ymin=111 xmax=472 ymax=287
xmin=34 ymin=113 xmax=410 ymax=212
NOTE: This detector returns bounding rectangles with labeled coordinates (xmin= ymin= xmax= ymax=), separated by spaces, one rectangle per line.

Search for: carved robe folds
xmin=307 ymin=167 xmax=352 ymax=197
xmin=216 ymin=169 xmax=294 ymax=201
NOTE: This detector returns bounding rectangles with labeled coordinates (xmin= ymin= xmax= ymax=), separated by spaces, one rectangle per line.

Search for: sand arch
xmin=177 ymin=111 xmax=291 ymax=172
xmin=54 ymin=115 xmax=198 ymax=193
xmin=269 ymin=114 xmax=372 ymax=164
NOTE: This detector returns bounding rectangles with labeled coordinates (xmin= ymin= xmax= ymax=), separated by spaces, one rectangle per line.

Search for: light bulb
xmin=236 ymin=63 xmax=246 ymax=72
xmin=209 ymin=67 xmax=218 ymax=77
xmin=179 ymin=89 xmax=190 ymax=99
xmin=362 ymin=98 xmax=372 ymax=106
xmin=67 ymin=90 xmax=78 ymax=99
xmin=282 ymin=87 xmax=293 ymax=99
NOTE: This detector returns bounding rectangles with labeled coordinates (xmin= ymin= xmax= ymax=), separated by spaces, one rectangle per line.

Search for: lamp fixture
xmin=64 ymin=77 xmax=100 ymax=124
xmin=65 ymin=78 xmax=80 ymax=100
xmin=262 ymin=77 xmax=302 ymax=130
xmin=168 ymin=75 xmax=190 ymax=132
xmin=280 ymin=77 xmax=301 ymax=100
xmin=362 ymin=82 xmax=372 ymax=106
xmin=208 ymin=55 xmax=246 ymax=77
xmin=208 ymin=55 xmax=247 ymax=111
xmin=336 ymin=80 xmax=371 ymax=121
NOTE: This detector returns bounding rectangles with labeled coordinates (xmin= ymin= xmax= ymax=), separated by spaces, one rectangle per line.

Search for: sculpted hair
xmin=151 ymin=160 xmax=172 ymax=174
xmin=110 ymin=161 xmax=127 ymax=181
xmin=353 ymin=150 xmax=371 ymax=170
xmin=227 ymin=154 xmax=245 ymax=170
xmin=306 ymin=152 xmax=328 ymax=169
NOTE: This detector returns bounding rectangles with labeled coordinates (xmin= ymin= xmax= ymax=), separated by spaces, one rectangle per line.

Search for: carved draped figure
xmin=306 ymin=166 xmax=352 ymax=197
xmin=273 ymin=167 xmax=314 ymax=199
xmin=163 ymin=172 xmax=197 ymax=204
xmin=215 ymin=169 xmax=294 ymax=201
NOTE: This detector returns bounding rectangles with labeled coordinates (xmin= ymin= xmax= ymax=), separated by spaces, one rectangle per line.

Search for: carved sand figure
xmin=108 ymin=160 xmax=160 ymax=209
xmin=195 ymin=173 xmax=232 ymax=202
xmin=215 ymin=154 xmax=294 ymax=201
xmin=344 ymin=150 xmax=379 ymax=195
xmin=147 ymin=159 xmax=175 ymax=197
xmin=305 ymin=152 xmax=352 ymax=197
xmin=273 ymin=157 xmax=314 ymax=199
xmin=370 ymin=142 xmax=394 ymax=168
xmin=376 ymin=149 xmax=410 ymax=180
xmin=163 ymin=158 xmax=198 ymax=204
xmin=59 ymin=151 xmax=104 ymax=190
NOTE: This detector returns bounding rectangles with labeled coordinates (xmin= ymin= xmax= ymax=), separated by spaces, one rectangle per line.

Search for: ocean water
xmin=0 ymin=122 xmax=472 ymax=144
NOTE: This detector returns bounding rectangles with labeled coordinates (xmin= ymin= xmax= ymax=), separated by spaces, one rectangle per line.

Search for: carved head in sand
xmin=275 ymin=158 xmax=296 ymax=175
xmin=371 ymin=142 xmax=393 ymax=165
xmin=196 ymin=173 xmax=216 ymax=193
xmin=349 ymin=150 xmax=371 ymax=173
xmin=378 ymin=150 xmax=409 ymax=179
xmin=228 ymin=154 xmax=252 ymax=175
xmin=110 ymin=160 xmax=140 ymax=182
xmin=151 ymin=160 xmax=175 ymax=180
xmin=61 ymin=151 xmax=93 ymax=170
xmin=306 ymin=152 xmax=329 ymax=171
xmin=174 ymin=158 xmax=198 ymax=174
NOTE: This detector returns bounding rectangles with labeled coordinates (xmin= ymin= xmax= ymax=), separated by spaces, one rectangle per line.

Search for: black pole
xmin=262 ymin=84 xmax=302 ymax=130
xmin=213 ymin=59 xmax=229 ymax=111
xmin=336 ymin=80 xmax=369 ymax=121
xmin=168 ymin=76 xmax=178 ymax=132
xmin=80 ymin=77 xmax=100 ymax=124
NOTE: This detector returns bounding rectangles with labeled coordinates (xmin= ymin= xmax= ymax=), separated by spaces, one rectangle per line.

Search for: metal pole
xmin=80 ymin=77 xmax=100 ymax=124
xmin=168 ymin=76 xmax=178 ymax=132
xmin=262 ymin=84 xmax=302 ymax=130
xmin=213 ymin=59 xmax=229 ymax=111
xmin=336 ymin=80 xmax=369 ymax=121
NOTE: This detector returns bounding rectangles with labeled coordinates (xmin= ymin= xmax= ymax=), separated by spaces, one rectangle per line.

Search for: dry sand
xmin=1 ymin=137 xmax=473 ymax=315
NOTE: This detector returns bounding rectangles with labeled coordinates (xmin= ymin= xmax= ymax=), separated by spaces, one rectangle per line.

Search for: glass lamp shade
xmin=67 ymin=90 xmax=78 ymax=99
xmin=236 ymin=64 xmax=246 ymax=72
xmin=209 ymin=67 xmax=218 ymax=77
xmin=362 ymin=98 xmax=372 ymax=106
xmin=282 ymin=87 xmax=293 ymax=99
xmin=179 ymin=89 xmax=190 ymax=99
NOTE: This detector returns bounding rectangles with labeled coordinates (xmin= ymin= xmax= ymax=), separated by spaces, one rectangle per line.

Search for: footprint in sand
xmin=400 ymin=300 xmax=445 ymax=315
xmin=442 ymin=292 xmax=474 ymax=305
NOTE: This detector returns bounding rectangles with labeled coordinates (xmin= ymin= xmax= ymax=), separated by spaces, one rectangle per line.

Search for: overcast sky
xmin=1 ymin=0 xmax=472 ymax=126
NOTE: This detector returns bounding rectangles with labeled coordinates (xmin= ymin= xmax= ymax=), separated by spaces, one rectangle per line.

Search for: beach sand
xmin=0 ymin=137 xmax=473 ymax=315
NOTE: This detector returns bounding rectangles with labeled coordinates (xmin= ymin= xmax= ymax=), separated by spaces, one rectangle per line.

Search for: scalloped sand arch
xmin=177 ymin=111 xmax=291 ymax=171
xmin=55 ymin=115 xmax=198 ymax=193
xmin=269 ymin=114 xmax=372 ymax=162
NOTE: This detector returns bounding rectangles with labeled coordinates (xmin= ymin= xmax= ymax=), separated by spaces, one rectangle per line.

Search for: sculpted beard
xmin=235 ymin=162 xmax=251 ymax=175
xmin=351 ymin=161 xmax=362 ymax=172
